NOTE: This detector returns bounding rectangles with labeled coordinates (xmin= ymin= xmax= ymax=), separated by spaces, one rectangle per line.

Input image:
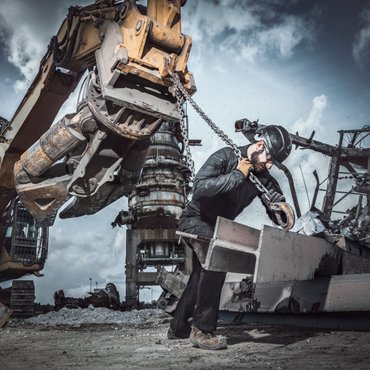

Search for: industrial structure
xmin=112 ymin=121 xmax=194 ymax=306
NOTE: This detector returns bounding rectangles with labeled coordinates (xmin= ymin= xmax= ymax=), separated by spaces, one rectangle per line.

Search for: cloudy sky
xmin=0 ymin=0 xmax=369 ymax=304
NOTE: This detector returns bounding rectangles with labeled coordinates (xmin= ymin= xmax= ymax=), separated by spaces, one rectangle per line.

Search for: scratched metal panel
xmin=254 ymin=225 xmax=341 ymax=283
xmin=253 ymin=280 xmax=327 ymax=313
xmin=321 ymin=273 xmax=370 ymax=311
xmin=254 ymin=273 xmax=370 ymax=312
xmin=222 ymin=273 xmax=370 ymax=313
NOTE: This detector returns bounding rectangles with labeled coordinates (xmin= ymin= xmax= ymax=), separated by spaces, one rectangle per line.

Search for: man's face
xmin=250 ymin=142 xmax=273 ymax=172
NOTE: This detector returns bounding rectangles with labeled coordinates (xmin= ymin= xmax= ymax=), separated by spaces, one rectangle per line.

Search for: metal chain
xmin=168 ymin=70 xmax=272 ymax=201
xmin=175 ymin=88 xmax=195 ymax=185
xmin=170 ymin=72 xmax=242 ymax=160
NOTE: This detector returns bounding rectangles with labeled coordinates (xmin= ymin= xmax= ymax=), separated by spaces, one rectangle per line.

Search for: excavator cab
xmin=0 ymin=198 xmax=48 ymax=282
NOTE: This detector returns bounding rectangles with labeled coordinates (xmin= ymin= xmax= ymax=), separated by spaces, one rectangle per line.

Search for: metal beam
xmin=220 ymin=311 xmax=370 ymax=331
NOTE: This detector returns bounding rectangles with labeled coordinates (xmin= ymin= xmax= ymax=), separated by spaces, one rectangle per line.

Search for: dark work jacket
xmin=178 ymin=145 xmax=283 ymax=238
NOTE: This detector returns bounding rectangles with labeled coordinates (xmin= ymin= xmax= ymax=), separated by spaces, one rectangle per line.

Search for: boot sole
xmin=190 ymin=337 xmax=227 ymax=350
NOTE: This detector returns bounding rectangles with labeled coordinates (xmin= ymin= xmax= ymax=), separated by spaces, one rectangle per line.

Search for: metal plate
xmin=203 ymin=217 xmax=260 ymax=274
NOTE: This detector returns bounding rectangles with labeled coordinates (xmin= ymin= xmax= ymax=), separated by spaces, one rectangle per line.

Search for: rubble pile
xmin=26 ymin=307 xmax=168 ymax=327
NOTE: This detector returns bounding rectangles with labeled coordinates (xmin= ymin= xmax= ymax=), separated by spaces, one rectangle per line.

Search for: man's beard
xmin=250 ymin=148 xmax=267 ymax=172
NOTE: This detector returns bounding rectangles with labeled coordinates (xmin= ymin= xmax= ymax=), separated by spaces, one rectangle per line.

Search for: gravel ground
xmin=1 ymin=308 xmax=370 ymax=370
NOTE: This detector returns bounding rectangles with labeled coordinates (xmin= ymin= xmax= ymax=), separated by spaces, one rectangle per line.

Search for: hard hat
xmin=255 ymin=125 xmax=292 ymax=163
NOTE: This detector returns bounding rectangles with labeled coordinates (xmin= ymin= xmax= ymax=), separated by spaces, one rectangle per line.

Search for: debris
xmin=26 ymin=307 xmax=168 ymax=327
xmin=0 ymin=302 xmax=13 ymax=328
xmin=291 ymin=211 xmax=326 ymax=236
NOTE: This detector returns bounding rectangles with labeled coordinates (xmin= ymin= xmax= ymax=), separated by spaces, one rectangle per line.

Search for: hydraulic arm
xmin=0 ymin=0 xmax=195 ymax=226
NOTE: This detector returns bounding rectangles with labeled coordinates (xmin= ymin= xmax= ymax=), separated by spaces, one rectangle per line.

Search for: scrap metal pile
xmin=236 ymin=120 xmax=370 ymax=252
xmin=25 ymin=306 xmax=167 ymax=327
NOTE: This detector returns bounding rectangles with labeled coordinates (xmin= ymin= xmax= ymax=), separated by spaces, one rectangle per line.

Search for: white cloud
xmin=0 ymin=0 xmax=90 ymax=93
xmin=183 ymin=0 xmax=318 ymax=64
xmin=292 ymin=94 xmax=328 ymax=135
xmin=0 ymin=3 xmax=48 ymax=93
xmin=258 ymin=18 xmax=308 ymax=58
xmin=283 ymin=95 xmax=330 ymax=213
xmin=6 ymin=24 xmax=45 ymax=90
xmin=352 ymin=5 xmax=370 ymax=68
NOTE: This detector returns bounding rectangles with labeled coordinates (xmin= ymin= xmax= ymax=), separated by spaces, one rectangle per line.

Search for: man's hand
xmin=236 ymin=158 xmax=253 ymax=177
xmin=263 ymin=189 xmax=285 ymax=203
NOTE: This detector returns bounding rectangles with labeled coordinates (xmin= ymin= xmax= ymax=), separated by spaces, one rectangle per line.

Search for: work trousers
xmin=170 ymin=248 xmax=226 ymax=337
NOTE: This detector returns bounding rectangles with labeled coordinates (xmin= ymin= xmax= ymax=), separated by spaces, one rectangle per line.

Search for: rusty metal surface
xmin=0 ymin=67 xmax=81 ymax=215
xmin=16 ymin=174 xmax=71 ymax=226
xmin=10 ymin=280 xmax=35 ymax=318
xmin=270 ymin=202 xmax=295 ymax=231
xmin=14 ymin=112 xmax=150 ymax=222
xmin=0 ymin=0 xmax=195 ymax=286
xmin=112 ymin=0 xmax=194 ymax=87
xmin=20 ymin=146 xmax=54 ymax=178
xmin=147 ymin=0 xmax=185 ymax=52
xmin=94 ymin=0 xmax=195 ymax=127
xmin=2 ymin=0 xmax=194 ymax=225
xmin=0 ymin=197 xmax=48 ymax=281
xmin=156 ymin=267 xmax=189 ymax=299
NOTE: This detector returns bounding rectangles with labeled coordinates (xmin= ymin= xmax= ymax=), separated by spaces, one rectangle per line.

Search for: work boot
xmin=167 ymin=328 xmax=188 ymax=340
xmin=189 ymin=326 xmax=227 ymax=350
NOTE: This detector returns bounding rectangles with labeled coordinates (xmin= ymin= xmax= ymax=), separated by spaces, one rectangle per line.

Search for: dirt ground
xmin=1 ymin=317 xmax=370 ymax=370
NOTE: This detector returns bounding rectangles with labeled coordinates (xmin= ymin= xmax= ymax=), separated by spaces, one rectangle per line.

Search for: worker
xmin=168 ymin=125 xmax=292 ymax=350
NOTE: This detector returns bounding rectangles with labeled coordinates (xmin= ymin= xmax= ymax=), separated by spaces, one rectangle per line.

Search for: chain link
xmin=175 ymin=88 xmax=195 ymax=185
xmin=168 ymin=70 xmax=272 ymax=202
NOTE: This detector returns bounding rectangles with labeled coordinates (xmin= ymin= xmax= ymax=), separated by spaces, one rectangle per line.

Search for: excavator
xmin=0 ymin=0 xmax=195 ymax=288
xmin=0 ymin=0 xmax=293 ymax=308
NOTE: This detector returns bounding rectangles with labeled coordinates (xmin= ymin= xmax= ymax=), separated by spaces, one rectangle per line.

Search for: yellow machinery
xmin=0 ymin=0 xmax=194 ymax=282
